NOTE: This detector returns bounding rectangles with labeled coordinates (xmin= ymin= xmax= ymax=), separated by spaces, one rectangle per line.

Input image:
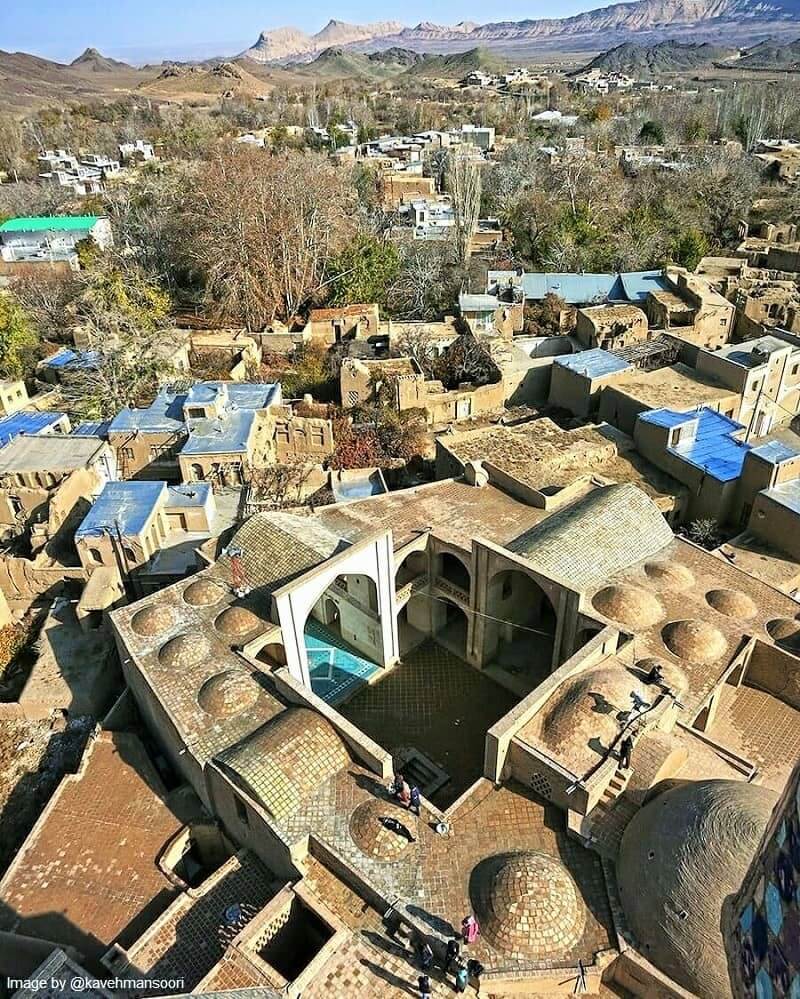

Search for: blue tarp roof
xmin=165 ymin=482 xmax=212 ymax=508
xmin=109 ymin=388 xmax=188 ymax=434
xmin=180 ymin=409 xmax=256 ymax=455
xmin=555 ymin=349 xmax=631 ymax=379
xmin=40 ymin=348 xmax=101 ymax=370
xmin=641 ymin=407 xmax=750 ymax=483
xmin=0 ymin=411 xmax=66 ymax=448
xmin=185 ymin=381 xmax=279 ymax=411
xmin=76 ymin=480 xmax=167 ymax=539
xmin=518 ymin=270 xmax=667 ymax=304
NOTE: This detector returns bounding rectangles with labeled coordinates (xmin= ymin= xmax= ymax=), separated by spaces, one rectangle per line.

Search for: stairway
xmin=583 ymin=768 xmax=638 ymax=859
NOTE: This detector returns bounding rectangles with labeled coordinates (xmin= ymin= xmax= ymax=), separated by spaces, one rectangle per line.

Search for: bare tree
xmin=446 ymin=150 xmax=481 ymax=267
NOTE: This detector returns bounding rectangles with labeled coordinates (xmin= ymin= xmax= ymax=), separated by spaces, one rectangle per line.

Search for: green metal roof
xmin=0 ymin=215 xmax=100 ymax=233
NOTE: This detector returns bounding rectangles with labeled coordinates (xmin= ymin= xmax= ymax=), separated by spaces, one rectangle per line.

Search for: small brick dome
xmin=215 ymin=605 xmax=264 ymax=639
xmin=766 ymin=617 xmax=800 ymax=653
xmin=183 ymin=577 xmax=226 ymax=607
xmin=472 ymin=852 xmax=587 ymax=959
xmin=661 ymin=620 xmax=727 ymax=663
xmin=130 ymin=604 xmax=176 ymax=637
xmin=198 ymin=670 xmax=259 ymax=717
xmin=643 ymin=561 xmax=695 ymax=590
xmin=705 ymin=588 xmax=757 ymax=619
xmin=592 ymin=584 xmax=664 ymax=630
xmin=349 ymin=798 xmax=418 ymax=861
xmin=158 ymin=631 xmax=211 ymax=669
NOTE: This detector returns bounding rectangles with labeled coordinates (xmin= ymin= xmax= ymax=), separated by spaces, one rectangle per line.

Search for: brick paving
xmin=708 ymin=683 xmax=800 ymax=791
xmin=0 ymin=731 xmax=182 ymax=964
xmin=340 ymin=640 xmax=517 ymax=809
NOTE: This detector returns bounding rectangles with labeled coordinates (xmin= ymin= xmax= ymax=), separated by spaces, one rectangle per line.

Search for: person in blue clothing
xmin=455 ymin=961 xmax=469 ymax=992
xmin=409 ymin=785 xmax=421 ymax=815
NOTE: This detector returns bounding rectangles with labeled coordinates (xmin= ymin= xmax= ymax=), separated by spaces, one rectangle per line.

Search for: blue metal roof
xmin=751 ymin=440 xmax=800 ymax=464
xmin=75 ymin=480 xmax=166 ymax=539
xmin=518 ymin=270 xmax=666 ymax=305
xmin=641 ymin=407 xmax=750 ymax=483
xmin=0 ymin=411 xmax=66 ymax=447
xmin=72 ymin=420 xmax=111 ymax=438
xmin=180 ymin=409 xmax=256 ymax=456
xmin=185 ymin=381 xmax=279 ymax=411
xmin=555 ymin=349 xmax=631 ymax=379
xmin=618 ymin=271 xmax=671 ymax=302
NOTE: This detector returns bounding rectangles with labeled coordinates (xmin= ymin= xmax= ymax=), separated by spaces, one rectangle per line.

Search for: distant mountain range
xmin=579 ymin=34 xmax=800 ymax=72
xmin=240 ymin=0 xmax=800 ymax=63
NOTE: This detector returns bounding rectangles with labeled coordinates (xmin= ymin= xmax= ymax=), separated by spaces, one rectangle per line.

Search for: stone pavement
xmin=341 ymin=640 xmax=517 ymax=809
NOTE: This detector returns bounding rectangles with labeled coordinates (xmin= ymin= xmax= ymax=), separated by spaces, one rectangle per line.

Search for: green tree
xmin=0 ymin=295 xmax=37 ymax=378
xmin=638 ymin=120 xmax=666 ymax=145
xmin=669 ymin=227 xmax=710 ymax=270
xmin=327 ymin=235 xmax=401 ymax=310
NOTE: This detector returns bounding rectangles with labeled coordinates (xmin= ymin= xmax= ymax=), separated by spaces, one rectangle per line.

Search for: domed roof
xmin=471 ymin=852 xmax=586 ymax=960
xmin=592 ymin=584 xmax=664 ymax=630
xmin=349 ymin=798 xmax=418 ymax=861
xmin=130 ymin=604 xmax=176 ymax=637
xmin=635 ymin=658 xmax=689 ymax=698
xmin=661 ymin=620 xmax=727 ymax=663
xmin=766 ymin=617 xmax=800 ymax=653
xmin=197 ymin=670 xmax=260 ymax=717
xmin=643 ymin=561 xmax=695 ymax=591
xmin=183 ymin=577 xmax=226 ymax=607
xmin=539 ymin=666 xmax=636 ymax=767
xmin=617 ymin=779 xmax=777 ymax=997
xmin=705 ymin=588 xmax=757 ymax=620
xmin=215 ymin=605 xmax=264 ymax=639
xmin=158 ymin=631 xmax=211 ymax=669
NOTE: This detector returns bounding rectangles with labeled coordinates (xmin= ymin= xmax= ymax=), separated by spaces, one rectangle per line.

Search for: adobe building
xmin=306 ymin=304 xmax=380 ymax=345
xmin=575 ymin=304 xmax=649 ymax=351
xmin=97 ymin=461 xmax=800 ymax=996
xmin=645 ymin=268 xmax=736 ymax=349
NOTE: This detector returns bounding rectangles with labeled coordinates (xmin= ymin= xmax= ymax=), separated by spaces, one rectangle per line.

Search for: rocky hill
xmin=736 ymin=35 xmax=800 ymax=67
xmin=239 ymin=0 xmax=800 ymax=63
xmin=404 ymin=47 xmax=510 ymax=79
xmin=69 ymin=47 xmax=134 ymax=73
xmin=578 ymin=39 xmax=738 ymax=73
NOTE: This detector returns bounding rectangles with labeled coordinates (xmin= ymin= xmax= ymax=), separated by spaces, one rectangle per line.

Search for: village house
xmin=379 ymin=170 xmax=436 ymax=209
xmin=0 ymin=410 xmax=71 ymax=448
xmin=118 ymin=139 xmax=156 ymax=163
xmin=575 ymin=303 xmax=649 ymax=351
xmin=645 ymin=267 xmax=736 ymax=349
xmin=306 ymin=303 xmax=380 ymax=344
xmin=753 ymin=138 xmax=800 ymax=182
xmin=75 ymin=479 xmax=223 ymax=591
xmin=0 ymin=379 xmax=30 ymax=417
xmin=0 ymin=215 xmax=112 ymax=270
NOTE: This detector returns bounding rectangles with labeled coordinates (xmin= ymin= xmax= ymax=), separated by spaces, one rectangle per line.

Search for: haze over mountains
xmin=240 ymin=0 xmax=800 ymax=63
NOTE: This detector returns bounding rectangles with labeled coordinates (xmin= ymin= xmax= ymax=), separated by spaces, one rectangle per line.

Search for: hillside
xmin=69 ymin=47 xmax=134 ymax=73
xmin=404 ymin=47 xmax=510 ymax=79
xmin=241 ymin=20 xmax=404 ymax=63
xmin=138 ymin=60 xmax=269 ymax=100
xmin=737 ymin=36 xmax=800 ymax=67
xmin=289 ymin=46 xmax=417 ymax=80
xmin=579 ymin=40 xmax=738 ymax=74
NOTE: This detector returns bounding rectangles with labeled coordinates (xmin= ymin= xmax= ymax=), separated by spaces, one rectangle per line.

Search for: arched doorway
xmin=395 ymin=550 xmax=427 ymax=590
xmin=484 ymin=569 xmax=557 ymax=688
xmin=434 ymin=598 xmax=468 ymax=659
xmin=257 ymin=641 xmax=287 ymax=669
xmin=436 ymin=551 xmax=471 ymax=594
xmin=304 ymin=572 xmax=383 ymax=704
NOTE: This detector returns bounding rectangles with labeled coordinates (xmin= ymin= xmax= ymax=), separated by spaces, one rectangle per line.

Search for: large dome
xmin=617 ymin=779 xmax=777 ymax=997
xmin=661 ymin=620 xmax=727 ymax=663
xmin=130 ymin=604 xmax=176 ymax=637
xmin=183 ymin=577 xmax=226 ymax=607
xmin=705 ymin=589 xmax=757 ymax=620
xmin=643 ymin=561 xmax=695 ymax=591
xmin=349 ymin=798 xmax=418 ymax=861
xmin=197 ymin=670 xmax=260 ymax=718
xmin=215 ymin=605 xmax=264 ymax=639
xmin=471 ymin=852 xmax=586 ymax=960
xmin=158 ymin=631 xmax=211 ymax=669
xmin=592 ymin=584 xmax=664 ymax=630
xmin=766 ymin=617 xmax=800 ymax=653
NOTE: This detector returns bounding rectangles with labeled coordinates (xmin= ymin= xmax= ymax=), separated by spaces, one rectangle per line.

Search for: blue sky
xmin=2 ymin=0 xmax=597 ymax=63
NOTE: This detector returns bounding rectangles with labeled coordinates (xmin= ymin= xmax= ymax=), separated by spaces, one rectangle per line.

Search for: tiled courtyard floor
xmin=708 ymin=682 xmax=800 ymax=791
xmin=340 ymin=640 xmax=517 ymax=810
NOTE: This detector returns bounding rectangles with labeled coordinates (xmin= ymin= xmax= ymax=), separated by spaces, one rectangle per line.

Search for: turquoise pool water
xmin=305 ymin=618 xmax=381 ymax=706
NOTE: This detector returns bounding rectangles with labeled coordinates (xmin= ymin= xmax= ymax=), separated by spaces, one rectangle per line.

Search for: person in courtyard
xmin=390 ymin=773 xmax=404 ymax=797
xmin=455 ymin=961 xmax=469 ymax=992
xmin=381 ymin=815 xmax=415 ymax=842
xmin=619 ymin=734 xmax=634 ymax=770
xmin=467 ymin=957 xmax=484 ymax=989
xmin=410 ymin=785 xmax=421 ymax=815
xmin=645 ymin=662 xmax=664 ymax=686
xmin=417 ymin=937 xmax=434 ymax=969
xmin=418 ymin=973 xmax=431 ymax=999
xmin=462 ymin=913 xmax=480 ymax=944
xmin=398 ymin=778 xmax=411 ymax=808
xmin=445 ymin=936 xmax=461 ymax=971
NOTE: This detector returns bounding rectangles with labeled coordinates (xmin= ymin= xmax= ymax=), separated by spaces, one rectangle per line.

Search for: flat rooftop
xmin=75 ymin=480 xmax=167 ymax=539
xmin=0 ymin=432 xmax=105 ymax=474
xmin=0 ymin=732 xmax=182 ymax=962
xmin=0 ymin=412 xmax=66 ymax=448
xmin=607 ymin=362 xmax=732 ymax=410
